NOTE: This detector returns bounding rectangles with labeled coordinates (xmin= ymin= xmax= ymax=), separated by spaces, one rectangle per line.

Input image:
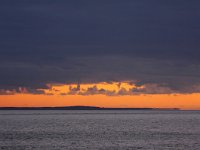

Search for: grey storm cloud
xmin=0 ymin=0 xmax=200 ymax=94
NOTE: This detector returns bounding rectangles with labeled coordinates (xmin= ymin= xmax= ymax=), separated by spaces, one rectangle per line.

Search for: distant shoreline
xmin=0 ymin=106 xmax=180 ymax=110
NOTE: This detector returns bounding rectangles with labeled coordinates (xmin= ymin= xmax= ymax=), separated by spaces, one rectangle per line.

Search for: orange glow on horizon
xmin=1 ymin=82 xmax=200 ymax=110
xmin=0 ymin=93 xmax=200 ymax=110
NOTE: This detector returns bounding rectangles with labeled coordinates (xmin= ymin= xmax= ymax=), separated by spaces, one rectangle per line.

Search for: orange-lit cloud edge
xmin=1 ymin=82 xmax=200 ymax=110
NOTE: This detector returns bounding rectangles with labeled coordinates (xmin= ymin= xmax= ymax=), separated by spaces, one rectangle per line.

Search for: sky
xmin=0 ymin=1 xmax=200 ymax=109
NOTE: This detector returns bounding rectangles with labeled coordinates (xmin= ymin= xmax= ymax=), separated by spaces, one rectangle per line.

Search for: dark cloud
xmin=0 ymin=1 xmax=200 ymax=94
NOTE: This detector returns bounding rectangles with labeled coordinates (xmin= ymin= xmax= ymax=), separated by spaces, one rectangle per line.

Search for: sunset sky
xmin=1 ymin=1 xmax=200 ymax=109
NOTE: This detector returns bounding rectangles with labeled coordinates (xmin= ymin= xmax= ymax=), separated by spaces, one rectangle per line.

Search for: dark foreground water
xmin=0 ymin=110 xmax=200 ymax=150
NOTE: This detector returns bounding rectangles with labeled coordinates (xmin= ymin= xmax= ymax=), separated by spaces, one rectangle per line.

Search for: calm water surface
xmin=0 ymin=110 xmax=200 ymax=150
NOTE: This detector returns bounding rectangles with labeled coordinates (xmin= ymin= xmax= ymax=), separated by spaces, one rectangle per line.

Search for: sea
xmin=0 ymin=110 xmax=199 ymax=150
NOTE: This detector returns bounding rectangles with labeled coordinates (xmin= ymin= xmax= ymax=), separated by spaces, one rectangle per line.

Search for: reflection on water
xmin=0 ymin=110 xmax=200 ymax=150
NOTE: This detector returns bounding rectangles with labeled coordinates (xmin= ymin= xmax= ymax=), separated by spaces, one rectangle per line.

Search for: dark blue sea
xmin=0 ymin=110 xmax=200 ymax=150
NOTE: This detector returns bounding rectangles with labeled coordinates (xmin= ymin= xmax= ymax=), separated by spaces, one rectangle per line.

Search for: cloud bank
xmin=0 ymin=1 xmax=200 ymax=94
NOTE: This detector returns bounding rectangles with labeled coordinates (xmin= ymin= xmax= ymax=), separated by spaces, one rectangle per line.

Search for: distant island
xmin=0 ymin=106 xmax=179 ymax=110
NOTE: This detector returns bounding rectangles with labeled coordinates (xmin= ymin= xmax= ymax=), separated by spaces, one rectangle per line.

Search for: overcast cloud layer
xmin=1 ymin=0 xmax=200 ymax=94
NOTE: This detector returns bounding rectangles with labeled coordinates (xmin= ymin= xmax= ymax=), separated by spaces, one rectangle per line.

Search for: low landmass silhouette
xmin=0 ymin=106 xmax=179 ymax=110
